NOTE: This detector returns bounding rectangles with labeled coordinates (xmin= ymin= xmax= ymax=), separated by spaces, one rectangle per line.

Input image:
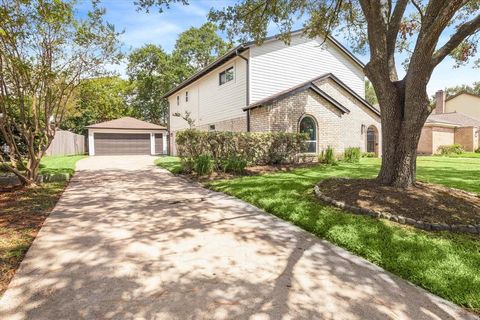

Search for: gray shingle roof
xmin=243 ymin=73 xmax=380 ymax=117
xmin=426 ymin=112 xmax=480 ymax=127
xmin=86 ymin=117 xmax=167 ymax=130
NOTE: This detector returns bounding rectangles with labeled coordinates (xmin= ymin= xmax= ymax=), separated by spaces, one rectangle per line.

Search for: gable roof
xmin=163 ymin=29 xmax=364 ymax=99
xmin=446 ymin=91 xmax=480 ymax=102
xmin=86 ymin=117 xmax=167 ymax=130
xmin=426 ymin=112 xmax=480 ymax=127
xmin=243 ymin=73 xmax=380 ymax=117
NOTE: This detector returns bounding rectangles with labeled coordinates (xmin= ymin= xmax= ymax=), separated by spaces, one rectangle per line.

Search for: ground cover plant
xmin=0 ymin=155 xmax=84 ymax=294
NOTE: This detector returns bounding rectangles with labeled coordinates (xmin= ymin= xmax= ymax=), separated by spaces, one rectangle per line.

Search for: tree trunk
xmin=377 ymin=118 xmax=422 ymax=187
xmin=365 ymin=69 xmax=431 ymax=188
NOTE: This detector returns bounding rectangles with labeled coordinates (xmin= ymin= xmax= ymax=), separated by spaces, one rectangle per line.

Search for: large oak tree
xmin=138 ymin=0 xmax=480 ymax=188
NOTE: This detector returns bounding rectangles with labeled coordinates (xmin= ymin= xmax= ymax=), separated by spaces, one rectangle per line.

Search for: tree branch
xmin=431 ymin=13 xmax=480 ymax=67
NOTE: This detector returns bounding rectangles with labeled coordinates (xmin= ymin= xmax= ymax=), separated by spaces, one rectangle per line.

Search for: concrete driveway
xmin=0 ymin=156 xmax=476 ymax=320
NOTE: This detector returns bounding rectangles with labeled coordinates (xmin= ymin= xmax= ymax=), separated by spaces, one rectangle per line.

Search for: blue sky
xmin=77 ymin=0 xmax=478 ymax=95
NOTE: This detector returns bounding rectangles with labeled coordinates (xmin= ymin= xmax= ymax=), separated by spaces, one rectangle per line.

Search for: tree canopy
xmin=126 ymin=23 xmax=231 ymax=124
xmin=62 ymin=77 xmax=133 ymax=135
xmin=0 ymin=0 xmax=122 ymax=184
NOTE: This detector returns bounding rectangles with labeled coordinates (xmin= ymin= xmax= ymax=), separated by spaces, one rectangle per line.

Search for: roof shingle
xmin=426 ymin=112 xmax=480 ymax=127
xmin=86 ymin=117 xmax=167 ymax=130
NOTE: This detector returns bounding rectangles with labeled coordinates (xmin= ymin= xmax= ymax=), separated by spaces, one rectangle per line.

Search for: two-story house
xmin=165 ymin=30 xmax=381 ymax=156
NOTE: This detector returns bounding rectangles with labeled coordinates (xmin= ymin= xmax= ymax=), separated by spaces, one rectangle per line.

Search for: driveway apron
xmin=0 ymin=156 xmax=477 ymax=320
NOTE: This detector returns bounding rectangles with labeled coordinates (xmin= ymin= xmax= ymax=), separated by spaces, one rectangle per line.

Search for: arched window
xmin=367 ymin=125 xmax=378 ymax=154
xmin=300 ymin=116 xmax=317 ymax=153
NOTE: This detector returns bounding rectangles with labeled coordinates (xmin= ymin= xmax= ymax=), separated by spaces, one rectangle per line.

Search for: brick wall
xmin=418 ymin=127 xmax=433 ymax=154
xmin=432 ymin=126 xmax=455 ymax=154
xmin=196 ymin=116 xmax=247 ymax=132
xmin=249 ymin=78 xmax=382 ymax=156
xmin=455 ymin=126 xmax=476 ymax=152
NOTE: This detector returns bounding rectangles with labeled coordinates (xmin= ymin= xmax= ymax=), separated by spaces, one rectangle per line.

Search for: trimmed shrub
xmin=344 ymin=147 xmax=361 ymax=163
xmin=362 ymin=152 xmax=376 ymax=158
xmin=193 ymin=154 xmax=213 ymax=176
xmin=475 ymin=147 xmax=480 ymax=153
xmin=180 ymin=158 xmax=194 ymax=174
xmin=222 ymin=156 xmax=248 ymax=174
xmin=176 ymin=129 xmax=307 ymax=169
xmin=437 ymin=144 xmax=464 ymax=155
xmin=318 ymin=146 xmax=336 ymax=165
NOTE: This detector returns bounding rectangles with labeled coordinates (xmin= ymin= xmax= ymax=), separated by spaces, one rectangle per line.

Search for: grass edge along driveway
xmin=0 ymin=154 xmax=86 ymax=295
xmin=156 ymin=156 xmax=480 ymax=314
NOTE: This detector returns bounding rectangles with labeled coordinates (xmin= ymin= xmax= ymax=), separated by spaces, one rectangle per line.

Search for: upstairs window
xmin=185 ymin=91 xmax=189 ymax=102
xmin=219 ymin=67 xmax=234 ymax=85
xmin=176 ymin=95 xmax=179 ymax=106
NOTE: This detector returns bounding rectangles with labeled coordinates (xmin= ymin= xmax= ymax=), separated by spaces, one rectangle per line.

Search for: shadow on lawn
xmin=0 ymin=164 xmax=476 ymax=319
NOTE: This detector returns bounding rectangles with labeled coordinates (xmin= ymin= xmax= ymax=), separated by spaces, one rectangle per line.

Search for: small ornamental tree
xmin=137 ymin=0 xmax=480 ymax=188
xmin=0 ymin=0 xmax=122 ymax=185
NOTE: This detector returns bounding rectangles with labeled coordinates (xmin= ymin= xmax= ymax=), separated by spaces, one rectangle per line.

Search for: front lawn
xmin=40 ymin=154 xmax=87 ymax=176
xmin=155 ymin=156 xmax=183 ymax=174
xmin=441 ymin=152 xmax=480 ymax=159
xmin=157 ymin=155 xmax=480 ymax=312
xmin=0 ymin=155 xmax=85 ymax=295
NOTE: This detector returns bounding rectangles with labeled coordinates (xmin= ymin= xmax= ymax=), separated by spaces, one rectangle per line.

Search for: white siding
xmin=169 ymin=56 xmax=247 ymax=132
xmin=249 ymin=34 xmax=365 ymax=103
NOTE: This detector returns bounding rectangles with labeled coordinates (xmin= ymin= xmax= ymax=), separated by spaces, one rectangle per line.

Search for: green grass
xmin=438 ymin=152 xmax=480 ymax=159
xmin=155 ymin=156 xmax=184 ymax=174
xmin=39 ymin=155 xmax=86 ymax=176
xmin=1 ymin=155 xmax=85 ymax=294
xmin=156 ymin=156 xmax=480 ymax=312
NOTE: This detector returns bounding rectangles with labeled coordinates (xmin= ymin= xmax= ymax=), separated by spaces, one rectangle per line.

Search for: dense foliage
xmin=0 ymin=0 xmax=122 ymax=185
xmin=62 ymin=77 xmax=133 ymax=135
xmin=175 ymin=129 xmax=307 ymax=173
xmin=437 ymin=144 xmax=465 ymax=155
xmin=344 ymin=147 xmax=361 ymax=163
xmin=126 ymin=23 xmax=232 ymax=125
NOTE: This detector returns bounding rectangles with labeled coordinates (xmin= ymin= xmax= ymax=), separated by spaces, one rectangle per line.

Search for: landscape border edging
xmin=314 ymin=178 xmax=480 ymax=234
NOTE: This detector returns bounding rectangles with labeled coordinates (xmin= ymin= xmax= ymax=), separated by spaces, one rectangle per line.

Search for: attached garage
xmin=87 ymin=117 xmax=167 ymax=156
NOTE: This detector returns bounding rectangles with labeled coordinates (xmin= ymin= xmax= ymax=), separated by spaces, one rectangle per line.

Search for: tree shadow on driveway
xmin=0 ymin=166 xmax=476 ymax=319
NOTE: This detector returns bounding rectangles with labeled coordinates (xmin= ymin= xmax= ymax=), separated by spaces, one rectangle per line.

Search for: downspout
xmin=236 ymin=48 xmax=250 ymax=132
xmin=166 ymin=100 xmax=171 ymax=155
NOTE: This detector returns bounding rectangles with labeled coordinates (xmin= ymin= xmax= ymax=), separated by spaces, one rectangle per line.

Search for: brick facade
xmin=418 ymin=125 xmax=479 ymax=154
xmin=196 ymin=116 xmax=247 ymax=132
xmin=249 ymin=78 xmax=382 ymax=156
xmin=455 ymin=127 xmax=479 ymax=152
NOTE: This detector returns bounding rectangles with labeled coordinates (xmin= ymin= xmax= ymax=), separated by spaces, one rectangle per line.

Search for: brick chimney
xmin=435 ymin=90 xmax=445 ymax=114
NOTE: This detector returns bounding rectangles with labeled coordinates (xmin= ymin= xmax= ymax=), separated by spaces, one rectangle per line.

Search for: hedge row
xmin=176 ymin=130 xmax=307 ymax=169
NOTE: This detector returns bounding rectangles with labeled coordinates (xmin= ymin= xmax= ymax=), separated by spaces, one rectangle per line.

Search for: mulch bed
xmin=245 ymin=163 xmax=318 ymax=175
xmin=317 ymin=178 xmax=480 ymax=226
xmin=0 ymin=183 xmax=67 ymax=294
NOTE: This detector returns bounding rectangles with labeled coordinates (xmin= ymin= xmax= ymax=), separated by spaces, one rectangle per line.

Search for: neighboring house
xmin=87 ymin=117 xmax=168 ymax=156
xmin=444 ymin=91 xmax=480 ymax=119
xmin=418 ymin=90 xmax=480 ymax=154
xmin=166 ymin=30 xmax=381 ymax=156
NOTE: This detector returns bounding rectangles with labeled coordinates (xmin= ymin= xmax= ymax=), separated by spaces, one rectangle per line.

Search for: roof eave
xmin=162 ymin=45 xmax=248 ymax=98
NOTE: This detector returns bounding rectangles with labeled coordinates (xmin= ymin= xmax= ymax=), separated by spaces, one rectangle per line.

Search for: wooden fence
xmin=45 ymin=130 xmax=85 ymax=156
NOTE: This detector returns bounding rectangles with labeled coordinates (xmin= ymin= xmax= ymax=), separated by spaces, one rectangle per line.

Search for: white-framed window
xmin=219 ymin=67 xmax=234 ymax=85
xmin=209 ymin=124 xmax=216 ymax=131
xmin=176 ymin=95 xmax=179 ymax=106
xmin=185 ymin=91 xmax=189 ymax=102
xmin=299 ymin=116 xmax=317 ymax=153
